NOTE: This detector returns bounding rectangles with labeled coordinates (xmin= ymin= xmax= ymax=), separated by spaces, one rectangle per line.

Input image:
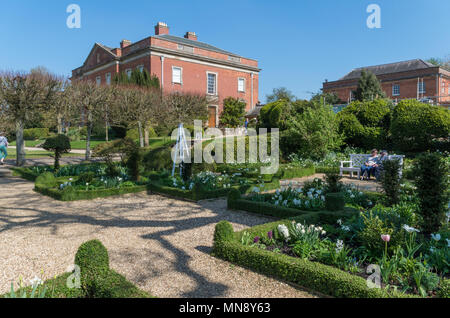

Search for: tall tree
xmin=162 ymin=92 xmax=209 ymax=129
xmin=427 ymin=55 xmax=450 ymax=72
xmin=219 ymin=97 xmax=246 ymax=128
xmin=71 ymin=81 xmax=112 ymax=160
xmin=0 ymin=70 xmax=60 ymax=166
xmin=354 ymin=70 xmax=386 ymax=101
xmin=266 ymin=87 xmax=296 ymax=103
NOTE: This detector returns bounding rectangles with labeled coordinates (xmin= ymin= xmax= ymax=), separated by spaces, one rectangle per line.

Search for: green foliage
xmin=281 ymin=105 xmax=342 ymax=159
xmin=42 ymin=134 xmax=71 ymax=170
xmin=77 ymin=171 xmax=96 ymax=185
xmin=337 ymin=99 xmax=392 ymax=150
xmin=325 ymin=193 xmax=345 ymax=211
xmin=35 ymin=172 xmax=57 ymax=188
xmin=227 ymin=188 xmax=241 ymax=206
xmin=258 ymin=99 xmax=290 ymax=130
xmin=23 ymin=128 xmax=49 ymax=140
xmin=437 ymin=279 xmax=450 ymax=298
xmin=143 ymin=146 xmax=172 ymax=172
xmin=219 ymin=97 xmax=246 ymax=128
xmin=413 ymin=152 xmax=449 ymax=234
xmin=214 ymin=221 xmax=235 ymax=247
xmin=380 ymin=159 xmax=403 ymax=206
xmin=126 ymin=127 xmax=157 ymax=140
xmin=391 ymin=100 xmax=450 ymax=153
xmin=324 ymin=172 xmax=343 ymax=193
xmin=212 ymin=221 xmax=409 ymax=298
xmin=354 ymin=70 xmax=386 ymax=101
xmin=266 ymin=87 xmax=296 ymax=103
xmin=74 ymin=240 xmax=110 ymax=297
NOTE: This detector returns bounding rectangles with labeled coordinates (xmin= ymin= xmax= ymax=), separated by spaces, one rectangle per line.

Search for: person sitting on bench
xmin=360 ymin=149 xmax=379 ymax=180
xmin=374 ymin=150 xmax=389 ymax=180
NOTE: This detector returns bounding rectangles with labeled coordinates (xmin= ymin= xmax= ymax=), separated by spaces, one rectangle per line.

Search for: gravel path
xmin=0 ymin=174 xmax=316 ymax=298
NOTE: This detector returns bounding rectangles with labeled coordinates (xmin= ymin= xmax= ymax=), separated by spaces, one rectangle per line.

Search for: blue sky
xmin=0 ymin=0 xmax=449 ymax=101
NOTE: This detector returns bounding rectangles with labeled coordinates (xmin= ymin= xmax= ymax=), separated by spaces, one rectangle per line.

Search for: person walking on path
xmin=0 ymin=133 xmax=9 ymax=165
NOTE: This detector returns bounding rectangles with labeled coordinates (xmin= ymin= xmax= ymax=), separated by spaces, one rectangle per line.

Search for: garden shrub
xmin=324 ymin=171 xmax=343 ymax=193
xmin=212 ymin=221 xmax=409 ymax=298
xmin=77 ymin=171 xmax=96 ymax=185
xmin=413 ymin=152 xmax=449 ymax=234
xmin=74 ymin=240 xmax=110 ymax=297
xmin=380 ymin=159 xmax=402 ymax=206
xmin=35 ymin=172 xmax=57 ymax=188
xmin=219 ymin=97 xmax=246 ymax=128
xmin=437 ymin=279 xmax=450 ymax=298
xmin=391 ymin=100 xmax=450 ymax=153
xmin=227 ymin=188 xmax=241 ymax=207
xmin=126 ymin=127 xmax=157 ymax=140
xmin=325 ymin=193 xmax=345 ymax=211
xmin=42 ymin=134 xmax=71 ymax=170
xmin=257 ymin=99 xmax=290 ymax=130
xmin=280 ymin=105 xmax=342 ymax=160
xmin=143 ymin=146 xmax=172 ymax=172
xmin=337 ymin=99 xmax=392 ymax=150
xmin=23 ymin=128 xmax=49 ymax=140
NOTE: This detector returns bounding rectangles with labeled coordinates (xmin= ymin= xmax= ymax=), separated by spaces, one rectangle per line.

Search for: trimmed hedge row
xmin=227 ymin=190 xmax=360 ymax=220
xmin=148 ymin=177 xmax=281 ymax=202
xmin=212 ymin=220 xmax=414 ymax=298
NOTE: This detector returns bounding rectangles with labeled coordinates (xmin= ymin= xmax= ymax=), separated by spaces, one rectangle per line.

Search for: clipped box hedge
xmin=212 ymin=220 xmax=414 ymax=298
xmin=148 ymin=177 xmax=281 ymax=202
xmin=34 ymin=172 xmax=147 ymax=201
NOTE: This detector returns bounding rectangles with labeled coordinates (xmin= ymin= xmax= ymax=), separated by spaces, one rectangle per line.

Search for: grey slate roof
xmin=246 ymin=105 xmax=264 ymax=118
xmin=339 ymin=59 xmax=436 ymax=80
xmin=153 ymin=34 xmax=241 ymax=57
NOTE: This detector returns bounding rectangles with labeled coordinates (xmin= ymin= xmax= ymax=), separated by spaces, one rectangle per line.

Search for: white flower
xmin=446 ymin=239 xmax=450 ymax=248
xmin=402 ymin=224 xmax=420 ymax=233
xmin=337 ymin=219 xmax=343 ymax=226
xmin=335 ymin=240 xmax=344 ymax=253
xmin=29 ymin=276 xmax=43 ymax=287
xmin=277 ymin=224 xmax=290 ymax=241
xmin=341 ymin=225 xmax=350 ymax=232
xmin=350 ymin=194 xmax=355 ymax=199
xmin=431 ymin=233 xmax=441 ymax=241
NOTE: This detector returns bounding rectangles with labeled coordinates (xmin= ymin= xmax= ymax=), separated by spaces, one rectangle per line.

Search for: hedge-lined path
xmin=280 ymin=173 xmax=382 ymax=193
xmin=0 ymin=174 xmax=317 ymax=298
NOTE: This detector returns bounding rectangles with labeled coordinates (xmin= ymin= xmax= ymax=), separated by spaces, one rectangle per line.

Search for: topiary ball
xmin=74 ymin=240 xmax=110 ymax=296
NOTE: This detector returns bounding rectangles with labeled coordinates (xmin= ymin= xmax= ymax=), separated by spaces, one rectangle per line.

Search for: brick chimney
xmin=155 ymin=22 xmax=169 ymax=35
xmin=184 ymin=32 xmax=197 ymax=41
xmin=120 ymin=39 xmax=131 ymax=49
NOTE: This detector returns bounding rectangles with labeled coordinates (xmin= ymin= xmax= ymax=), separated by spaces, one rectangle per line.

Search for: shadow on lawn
xmin=0 ymin=175 xmax=271 ymax=297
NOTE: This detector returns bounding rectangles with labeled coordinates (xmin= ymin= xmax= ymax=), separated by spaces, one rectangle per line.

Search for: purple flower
xmin=267 ymin=231 xmax=273 ymax=240
xmin=253 ymin=236 xmax=260 ymax=244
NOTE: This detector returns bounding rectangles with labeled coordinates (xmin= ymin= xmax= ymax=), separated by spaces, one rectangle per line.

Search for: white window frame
xmin=418 ymin=81 xmax=426 ymax=94
xmin=206 ymin=71 xmax=218 ymax=95
xmin=126 ymin=68 xmax=132 ymax=79
xmin=172 ymin=66 xmax=183 ymax=84
xmin=238 ymin=77 xmax=246 ymax=92
xmin=105 ymin=73 xmax=111 ymax=85
xmin=137 ymin=65 xmax=144 ymax=73
xmin=392 ymin=84 xmax=400 ymax=96
xmin=96 ymin=76 xmax=101 ymax=86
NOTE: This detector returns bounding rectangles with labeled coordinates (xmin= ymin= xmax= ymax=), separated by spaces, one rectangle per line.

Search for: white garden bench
xmin=340 ymin=154 xmax=404 ymax=179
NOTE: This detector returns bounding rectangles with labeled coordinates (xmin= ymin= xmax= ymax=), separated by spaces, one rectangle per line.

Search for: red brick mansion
xmin=71 ymin=22 xmax=261 ymax=127
xmin=322 ymin=59 xmax=450 ymax=106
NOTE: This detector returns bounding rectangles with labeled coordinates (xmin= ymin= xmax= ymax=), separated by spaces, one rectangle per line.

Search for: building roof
xmin=246 ymin=105 xmax=264 ymax=118
xmin=339 ymin=59 xmax=436 ymax=80
xmin=153 ymin=34 xmax=241 ymax=58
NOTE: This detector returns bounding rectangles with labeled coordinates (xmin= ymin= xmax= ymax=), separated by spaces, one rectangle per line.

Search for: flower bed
xmin=148 ymin=171 xmax=282 ymax=202
xmin=213 ymin=220 xmax=449 ymax=298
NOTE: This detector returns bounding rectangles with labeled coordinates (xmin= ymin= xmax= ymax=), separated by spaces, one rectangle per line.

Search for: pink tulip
xmin=381 ymin=234 xmax=391 ymax=242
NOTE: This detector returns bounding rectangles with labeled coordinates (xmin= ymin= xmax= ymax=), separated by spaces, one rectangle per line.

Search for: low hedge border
xmin=35 ymin=184 xmax=147 ymax=201
xmin=11 ymin=167 xmax=40 ymax=181
xmin=148 ymin=178 xmax=281 ymax=202
xmin=228 ymin=190 xmax=363 ymax=220
xmin=212 ymin=220 xmax=415 ymax=298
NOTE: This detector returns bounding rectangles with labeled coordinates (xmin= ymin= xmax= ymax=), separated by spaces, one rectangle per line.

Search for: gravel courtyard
xmin=0 ymin=173 xmax=316 ymax=298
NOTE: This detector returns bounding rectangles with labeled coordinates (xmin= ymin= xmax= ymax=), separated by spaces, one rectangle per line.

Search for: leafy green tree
xmin=258 ymin=99 xmax=291 ymax=130
xmin=219 ymin=97 xmax=246 ymax=128
xmin=42 ymin=134 xmax=71 ymax=170
xmin=266 ymin=87 xmax=296 ymax=103
xmin=280 ymin=105 xmax=342 ymax=160
xmin=354 ymin=70 xmax=386 ymax=101
xmin=310 ymin=92 xmax=343 ymax=105
xmin=427 ymin=56 xmax=450 ymax=72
